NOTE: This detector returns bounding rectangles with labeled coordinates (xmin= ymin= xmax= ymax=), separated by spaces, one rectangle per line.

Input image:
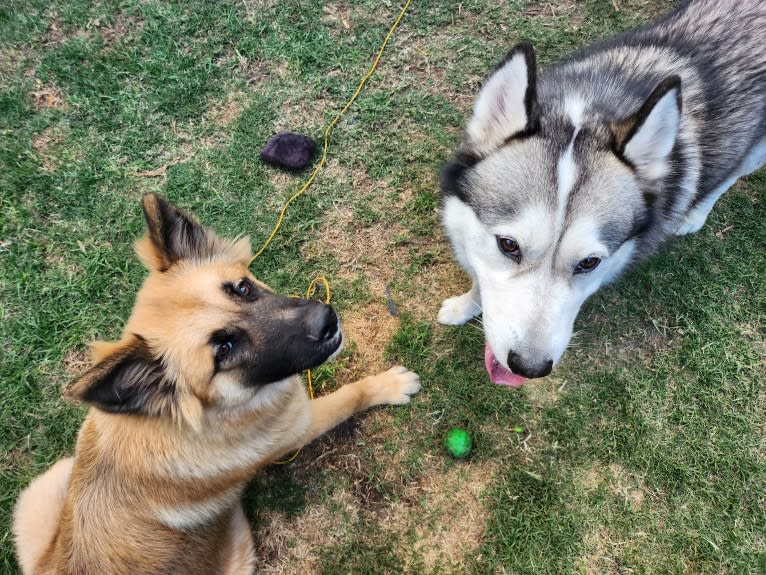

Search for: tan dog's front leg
xmin=299 ymin=366 xmax=420 ymax=448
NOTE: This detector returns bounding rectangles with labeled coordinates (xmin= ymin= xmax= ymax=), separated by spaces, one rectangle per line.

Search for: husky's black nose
xmin=304 ymin=302 xmax=338 ymax=342
xmin=507 ymin=351 xmax=553 ymax=379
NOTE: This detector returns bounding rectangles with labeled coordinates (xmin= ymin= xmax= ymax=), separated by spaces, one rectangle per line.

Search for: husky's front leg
xmin=438 ymin=282 xmax=481 ymax=325
xmin=296 ymin=366 xmax=420 ymax=448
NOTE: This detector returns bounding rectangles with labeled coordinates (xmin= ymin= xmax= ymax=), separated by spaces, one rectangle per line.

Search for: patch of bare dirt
xmin=405 ymin=248 xmax=469 ymax=322
xmin=32 ymin=126 xmax=56 ymax=153
xmin=339 ymin=305 xmax=400 ymax=378
xmin=207 ymin=92 xmax=246 ymax=128
xmin=32 ymin=126 xmax=65 ymax=172
xmin=31 ymin=78 xmax=66 ymax=110
xmin=98 ymin=13 xmax=145 ymax=47
xmin=41 ymin=19 xmax=66 ymax=48
xmin=241 ymin=58 xmax=271 ymax=86
xmin=573 ymin=462 xmax=647 ymax=509
xmin=579 ymin=527 xmax=620 ymax=575
xmin=302 ymin=165 xmax=404 ymax=295
xmin=578 ymin=514 xmax=660 ymax=575
xmin=40 ymin=11 xmax=91 ymax=48
xmin=386 ymin=459 xmax=494 ymax=570
xmin=607 ymin=463 xmax=646 ymax=509
xmin=240 ymin=0 xmax=280 ymax=24
xmin=63 ymin=349 xmax=91 ymax=375
xmin=254 ymin=440 xmax=494 ymax=574
xmin=524 ymin=377 xmax=564 ymax=409
xmin=321 ymin=4 xmax=353 ymax=33
xmin=253 ymin=489 xmax=359 ymax=575
xmin=298 ymin=167 xmax=454 ymax=377
xmin=275 ymin=95 xmax=333 ymax=135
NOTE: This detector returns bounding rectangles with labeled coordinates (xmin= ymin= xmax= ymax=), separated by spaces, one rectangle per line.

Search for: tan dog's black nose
xmin=304 ymin=303 xmax=338 ymax=342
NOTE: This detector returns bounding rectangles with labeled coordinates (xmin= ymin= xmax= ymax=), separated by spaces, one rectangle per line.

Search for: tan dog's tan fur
xmin=13 ymin=194 xmax=420 ymax=575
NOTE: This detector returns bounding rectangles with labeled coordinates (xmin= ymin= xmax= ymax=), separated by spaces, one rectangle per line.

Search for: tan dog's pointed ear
xmin=136 ymin=193 xmax=217 ymax=272
xmin=64 ymin=335 xmax=176 ymax=417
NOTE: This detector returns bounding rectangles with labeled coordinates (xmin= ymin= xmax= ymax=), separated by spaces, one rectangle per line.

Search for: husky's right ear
xmin=611 ymin=76 xmax=682 ymax=180
xmin=466 ymin=43 xmax=539 ymax=154
xmin=63 ymin=335 xmax=176 ymax=417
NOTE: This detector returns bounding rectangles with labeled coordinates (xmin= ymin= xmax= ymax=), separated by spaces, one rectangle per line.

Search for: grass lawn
xmin=1 ymin=0 xmax=764 ymax=573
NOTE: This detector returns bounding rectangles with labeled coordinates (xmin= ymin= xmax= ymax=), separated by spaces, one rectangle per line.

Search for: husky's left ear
xmin=466 ymin=43 xmax=539 ymax=154
xmin=611 ymin=76 xmax=682 ymax=179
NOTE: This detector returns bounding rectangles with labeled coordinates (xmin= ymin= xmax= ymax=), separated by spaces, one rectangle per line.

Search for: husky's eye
xmin=497 ymin=236 xmax=522 ymax=262
xmin=575 ymin=256 xmax=601 ymax=274
xmin=216 ymin=340 xmax=234 ymax=361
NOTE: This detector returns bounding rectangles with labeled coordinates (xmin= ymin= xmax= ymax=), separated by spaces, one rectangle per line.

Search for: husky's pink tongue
xmin=484 ymin=343 xmax=526 ymax=388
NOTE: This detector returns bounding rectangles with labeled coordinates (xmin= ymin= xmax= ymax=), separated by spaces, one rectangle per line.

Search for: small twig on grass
xmin=715 ymin=224 xmax=734 ymax=239
xmin=309 ymin=447 xmax=339 ymax=468
xmin=134 ymin=157 xmax=183 ymax=177
xmin=522 ymin=469 xmax=543 ymax=481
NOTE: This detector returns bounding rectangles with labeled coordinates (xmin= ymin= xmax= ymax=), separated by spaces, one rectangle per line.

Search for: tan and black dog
xmin=13 ymin=193 xmax=420 ymax=575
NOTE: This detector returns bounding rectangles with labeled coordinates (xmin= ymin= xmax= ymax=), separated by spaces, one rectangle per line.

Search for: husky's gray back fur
xmin=438 ymin=0 xmax=766 ymax=381
xmin=535 ymin=0 xmax=766 ymax=249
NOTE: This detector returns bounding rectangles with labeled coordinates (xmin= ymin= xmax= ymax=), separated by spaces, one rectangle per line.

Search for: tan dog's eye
xmin=231 ymin=279 xmax=260 ymax=301
xmin=236 ymin=280 xmax=253 ymax=297
xmin=216 ymin=341 xmax=234 ymax=361
xmin=224 ymin=279 xmax=259 ymax=302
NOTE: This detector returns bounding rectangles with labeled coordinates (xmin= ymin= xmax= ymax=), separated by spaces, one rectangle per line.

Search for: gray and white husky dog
xmin=439 ymin=0 xmax=765 ymax=387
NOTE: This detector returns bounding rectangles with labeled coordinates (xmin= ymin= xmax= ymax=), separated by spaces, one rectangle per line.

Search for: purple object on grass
xmin=260 ymin=132 xmax=316 ymax=170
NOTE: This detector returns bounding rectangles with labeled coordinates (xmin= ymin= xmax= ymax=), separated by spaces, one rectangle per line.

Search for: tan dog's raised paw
xmin=364 ymin=365 xmax=421 ymax=406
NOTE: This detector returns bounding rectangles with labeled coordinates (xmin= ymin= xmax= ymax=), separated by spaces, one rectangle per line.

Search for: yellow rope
xmin=252 ymin=2 xmax=410 ymax=465
xmin=249 ymin=0 xmax=412 ymax=264
xmin=261 ymin=2 xmax=411 ymax=465
xmin=301 ymin=275 xmax=331 ymax=406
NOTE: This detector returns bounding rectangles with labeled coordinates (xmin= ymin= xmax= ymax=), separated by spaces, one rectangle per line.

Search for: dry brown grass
xmin=250 ymin=210 xmax=494 ymax=573
xmin=98 ymin=13 xmax=144 ymax=47
xmin=386 ymin=458 xmax=494 ymax=570
xmin=207 ymin=92 xmax=246 ymax=128
xmin=32 ymin=126 xmax=66 ymax=172
xmin=253 ymin=489 xmax=360 ymax=575
xmin=62 ymin=349 xmax=90 ymax=376
xmin=31 ymin=79 xmax=66 ymax=110
xmin=253 ymin=449 xmax=495 ymax=574
xmin=572 ymin=462 xmax=647 ymax=509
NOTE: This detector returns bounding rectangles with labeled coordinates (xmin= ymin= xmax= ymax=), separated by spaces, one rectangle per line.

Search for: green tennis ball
xmin=444 ymin=428 xmax=472 ymax=459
